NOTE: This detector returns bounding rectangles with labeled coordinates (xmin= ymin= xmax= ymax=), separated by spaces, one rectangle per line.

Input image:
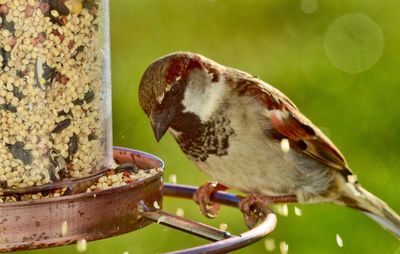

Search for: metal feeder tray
xmin=0 ymin=147 xmax=277 ymax=254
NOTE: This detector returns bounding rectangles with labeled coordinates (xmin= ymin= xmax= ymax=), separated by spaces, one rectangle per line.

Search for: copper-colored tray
xmin=0 ymin=147 xmax=164 ymax=252
xmin=0 ymin=147 xmax=278 ymax=254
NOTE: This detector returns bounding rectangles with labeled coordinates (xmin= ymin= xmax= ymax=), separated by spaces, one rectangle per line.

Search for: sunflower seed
xmin=2 ymin=103 xmax=17 ymax=113
xmin=115 ymin=163 xmax=138 ymax=174
xmin=84 ymin=89 xmax=95 ymax=103
xmin=48 ymin=0 xmax=70 ymax=16
xmin=68 ymin=133 xmax=78 ymax=158
xmin=52 ymin=118 xmax=71 ymax=133
xmin=88 ymin=132 xmax=98 ymax=140
xmin=7 ymin=142 xmax=32 ymax=165
xmin=12 ymin=85 xmax=24 ymax=100
xmin=0 ymin=47 xmax=11 ymax=69
xmin=0 ymin=13 xmax=15 ymax=33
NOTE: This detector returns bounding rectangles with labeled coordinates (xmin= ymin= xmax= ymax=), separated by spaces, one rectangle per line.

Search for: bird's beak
xmin=150 ymin=109 xmax=175 ymax=142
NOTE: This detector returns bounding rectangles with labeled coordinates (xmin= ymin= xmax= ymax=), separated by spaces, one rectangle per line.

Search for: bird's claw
xmin=239 ymin=193 xmax=273 ymax=229
xmin=193 ymin=182 xmax=228 ymax=218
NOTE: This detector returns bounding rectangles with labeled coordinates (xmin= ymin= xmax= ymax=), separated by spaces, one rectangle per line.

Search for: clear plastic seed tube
xmin=0 ymin=0 xmax=112 ymax=190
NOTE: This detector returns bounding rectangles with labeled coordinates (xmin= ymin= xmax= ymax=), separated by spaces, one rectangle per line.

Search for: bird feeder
xmin=0 ymin=147 xmax=277 ymax=253
xmin=0 ymin=0 xmax=276 ymax=253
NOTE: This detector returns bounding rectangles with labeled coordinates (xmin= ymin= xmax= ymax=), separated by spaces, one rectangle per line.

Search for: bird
xmin=138 ymin=51 xmax=400 ymax=237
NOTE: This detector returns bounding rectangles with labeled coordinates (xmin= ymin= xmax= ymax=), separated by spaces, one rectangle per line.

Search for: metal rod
xmin=163 ymin=184 xmax=242 ymax=207
xmin=143 ymin=209 xmax=231 ymax=241
xmin=168 ymin=213 xmax=277 ymax=254
xmin=162 ymin=184 xmax=278 ymax=254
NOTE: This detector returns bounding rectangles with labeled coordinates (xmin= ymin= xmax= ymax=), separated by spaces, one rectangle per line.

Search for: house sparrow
xmin=139 ymin=52 xmax=400 ymax=237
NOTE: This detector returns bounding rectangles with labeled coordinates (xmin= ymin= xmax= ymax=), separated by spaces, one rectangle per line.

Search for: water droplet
xmin=324 ymin=14 xmax=383 ymax=73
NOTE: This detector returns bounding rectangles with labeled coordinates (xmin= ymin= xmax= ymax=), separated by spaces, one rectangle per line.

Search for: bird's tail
xmin=342 ymin=183 xmax=400 ymax=239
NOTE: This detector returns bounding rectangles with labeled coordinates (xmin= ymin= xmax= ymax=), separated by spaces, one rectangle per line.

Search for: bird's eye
xmin=169 ymin=85 xmax=179 ymax=94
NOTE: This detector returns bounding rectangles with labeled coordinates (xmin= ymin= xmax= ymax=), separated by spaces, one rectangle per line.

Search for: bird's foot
xmin=193 ymin=182 xmax=228 ymax=218
xmin=239 ymin=193 xmax=297 ymax=229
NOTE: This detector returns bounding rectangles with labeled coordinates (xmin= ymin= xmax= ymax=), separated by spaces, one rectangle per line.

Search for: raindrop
xmin=324 ymin=14 xmax=383 ymax=73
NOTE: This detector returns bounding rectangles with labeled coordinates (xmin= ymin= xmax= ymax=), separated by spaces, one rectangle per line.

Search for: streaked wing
xmin=235 ymin=76 xmax=349 ymax=171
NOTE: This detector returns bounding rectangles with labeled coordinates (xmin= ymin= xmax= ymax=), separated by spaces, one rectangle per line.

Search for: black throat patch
xmin=171 ymin=112 xmax=235 ymax=162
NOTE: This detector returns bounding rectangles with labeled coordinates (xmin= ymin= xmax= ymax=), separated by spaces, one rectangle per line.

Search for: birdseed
xmin=219 ymin=223 xmax=228 ymax=231
xmin=279 ymin=241 xmax=289 ymax=254
xmin=0 ymin=165 xmax=161 ymax=202
xmin=275 ymin=203 xmax=289 ymax=217
xmin=168 ymin=174 xmax=177 ymax=184
xmin=280 ymin=138 xmax=290 ymax=153
xmin=0 ymin=0 xmax=110 ymax=190
xmin=153 ymin=200 xmax=160 ymax=209
xmin=0 ymin=186 xmax=68 ymax=202
xmin=76 ymin=238 xmax=87 ymax=252
xmin=61 ymin=220 xmax=68 ymax=237
xmin=85 ymin=167 xmax=162 ymax=192
xmin=336 ymin=233 xmax=343 ymax=247
xmin=176 ymin=207 xmax=184 ymax=217
xmin=282 ymin=204 xmax=289 ymax=216
xmin=264 ymin=238 xmax=276 ymax=252
xmin=294 ymin=206 xmax=302 ymax=216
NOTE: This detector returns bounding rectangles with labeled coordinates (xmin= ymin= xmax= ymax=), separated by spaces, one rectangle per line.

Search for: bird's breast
xmin=171 ymin=113 xmax=235 ymax=162
xmin=173 ymin=97 xmax=335 ymax=201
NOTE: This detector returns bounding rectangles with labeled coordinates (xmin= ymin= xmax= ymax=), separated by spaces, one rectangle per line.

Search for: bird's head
xmin=139 ymin=52 xmax=227 ymax=142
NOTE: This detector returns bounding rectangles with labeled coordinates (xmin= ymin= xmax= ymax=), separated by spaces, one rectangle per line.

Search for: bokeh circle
xmin=300 ymin=0 xmax=318 ymax=14
xmin=324 ymin=14 xmax=384 ymax=73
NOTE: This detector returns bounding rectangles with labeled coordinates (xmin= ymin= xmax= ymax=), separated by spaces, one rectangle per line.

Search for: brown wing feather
xmin=234 ymin=75 xmax=348 ymax=171
xmin=270 ymin=110 xmax=348 ymax=170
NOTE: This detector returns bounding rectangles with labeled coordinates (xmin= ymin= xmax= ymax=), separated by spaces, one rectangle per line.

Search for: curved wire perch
xmin=144 ymin=184 xmax=278 ymax=254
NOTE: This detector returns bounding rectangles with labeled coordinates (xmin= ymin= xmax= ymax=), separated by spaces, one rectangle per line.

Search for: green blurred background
xmin=22 ymin=0 xmax=400 ymax=253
